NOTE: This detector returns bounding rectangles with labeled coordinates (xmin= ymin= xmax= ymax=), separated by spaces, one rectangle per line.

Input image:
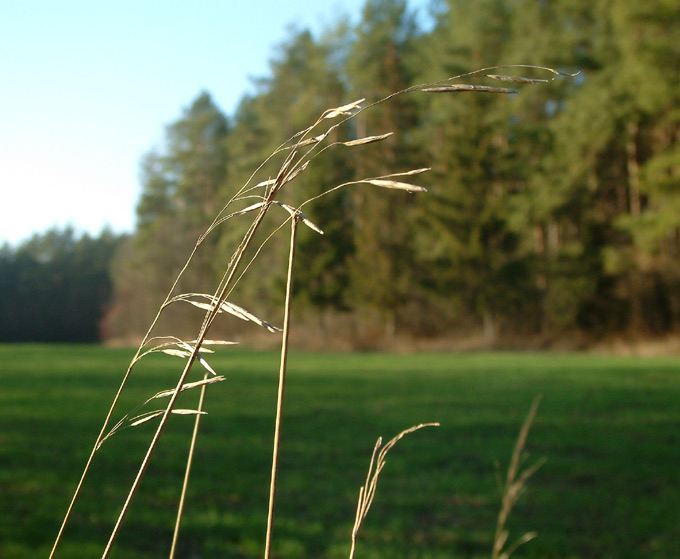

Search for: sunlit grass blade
xmin=322 ymin=98 xmax=365 ymax=119
xmin=220 ymin=301 xmax=281 ymax=333
xmin=486 ymin=74 xmax=549 ymax=84
xmin=129 ymin=409 xmax=207 ymax=427
xmin=361 ymin=178 xmax=427 ymax=193
xmin=342 ymin=132 xmax=393 ymax=146
xmin=423 ymin=84 xmax=519 ymax=94
xmin=151 ymin=376 xmax=226 ymax=400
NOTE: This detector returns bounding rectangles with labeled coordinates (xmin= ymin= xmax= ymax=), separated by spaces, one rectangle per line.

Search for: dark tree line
xmin=0 ymin=228 xmax=122 ymax=342
xmin=7 ymin=0 xmax=678 ymax=346
xmin=107 ymin=0 xmax=680 ymax=347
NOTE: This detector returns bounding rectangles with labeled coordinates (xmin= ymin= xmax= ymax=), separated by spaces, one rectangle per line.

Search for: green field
xmin=2 ymin=345 xmax=679 ymax=559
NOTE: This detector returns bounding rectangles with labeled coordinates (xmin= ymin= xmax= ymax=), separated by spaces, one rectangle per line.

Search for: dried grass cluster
xmin=50 ymin=65 xmax=567 ymax=559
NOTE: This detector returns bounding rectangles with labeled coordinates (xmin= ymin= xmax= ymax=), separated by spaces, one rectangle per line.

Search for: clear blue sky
xmin=0 ymin=0 xmax=430 ymax=246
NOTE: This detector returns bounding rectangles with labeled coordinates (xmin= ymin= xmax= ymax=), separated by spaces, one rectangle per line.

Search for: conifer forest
xmin=3 ymin=0 xmax=679 ymax=347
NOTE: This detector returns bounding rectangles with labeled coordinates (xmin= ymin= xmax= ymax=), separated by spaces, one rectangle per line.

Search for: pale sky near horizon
xmin=0 ymin=0 xmax=429 ymax=247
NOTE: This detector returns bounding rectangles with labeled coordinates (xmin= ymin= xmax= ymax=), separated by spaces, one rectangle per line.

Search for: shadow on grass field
xmin=1 ymin=344 xmax=679 ymax=558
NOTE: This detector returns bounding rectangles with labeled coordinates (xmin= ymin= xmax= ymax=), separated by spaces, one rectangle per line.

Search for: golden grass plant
xmin=49 ymin=65 xmax=571 ymax=559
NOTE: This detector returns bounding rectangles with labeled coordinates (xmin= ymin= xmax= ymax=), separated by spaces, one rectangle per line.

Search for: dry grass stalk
xmin=169 ymin=371 xmax=210 ymax=559
xmin=341 ymin=132 xmax=394 ymax=146
xmin=360 ymin=178 xmax=428 ymax=192
xmin=49 ymin=65 xmax=568 ymax=559
xmin=264 ymin=215 xmax=299 ymax=559
xmin=492 ymin=395 xmax=545 ymax=559
xmin=99 ymin=182 xmax=280 ymax=558
xmin=423 ymin=84 xmax=520 ymax=94
xmin=95 ymin=375 xmax=225 ymax=450
xmin=486 ymin=74 xmax=550 ymax=84
xmin=322 ymin=98 xmax=365 ymax=119
xmin=349 ymin=423 xmax=440 ymax=559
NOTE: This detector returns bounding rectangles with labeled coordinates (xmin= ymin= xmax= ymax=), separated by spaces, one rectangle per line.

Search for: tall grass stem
xmin=492 ymin=395 xmax=543 ymax=559
xmin=49 ymin=241 xmax=204 ymax=559
xmin=100 ymin=199 xmax=276 ymax=558
xmin=264 ymin=215 xmax=299 ymax=559
xmin=169 ymin=371 xmax=210 ymax=559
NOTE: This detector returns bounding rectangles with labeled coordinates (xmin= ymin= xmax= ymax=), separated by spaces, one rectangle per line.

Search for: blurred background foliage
xmin=3 ymin=0 xmax=679 ymax=347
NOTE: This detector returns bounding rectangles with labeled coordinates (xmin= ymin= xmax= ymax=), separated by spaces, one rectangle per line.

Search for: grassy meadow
xmin=1 ymin=344 xmax=679 ymax=558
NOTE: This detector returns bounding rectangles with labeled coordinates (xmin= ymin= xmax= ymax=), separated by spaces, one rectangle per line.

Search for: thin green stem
xmin=264 ymin=215 xmax=298 ymax=559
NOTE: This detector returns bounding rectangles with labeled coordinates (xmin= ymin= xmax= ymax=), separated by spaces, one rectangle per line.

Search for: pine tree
xmin=107 ymin=92 xmax=229 ymax=338
xmin=413 ymin=0 xmax=538 ymax=344
xmin=545 ymin=0 xmax=680 ymax=334
xmin=345 ymin=0 xmax=423 ymax=339
xmin=221 ymin=26 xmax=353 ymax=322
